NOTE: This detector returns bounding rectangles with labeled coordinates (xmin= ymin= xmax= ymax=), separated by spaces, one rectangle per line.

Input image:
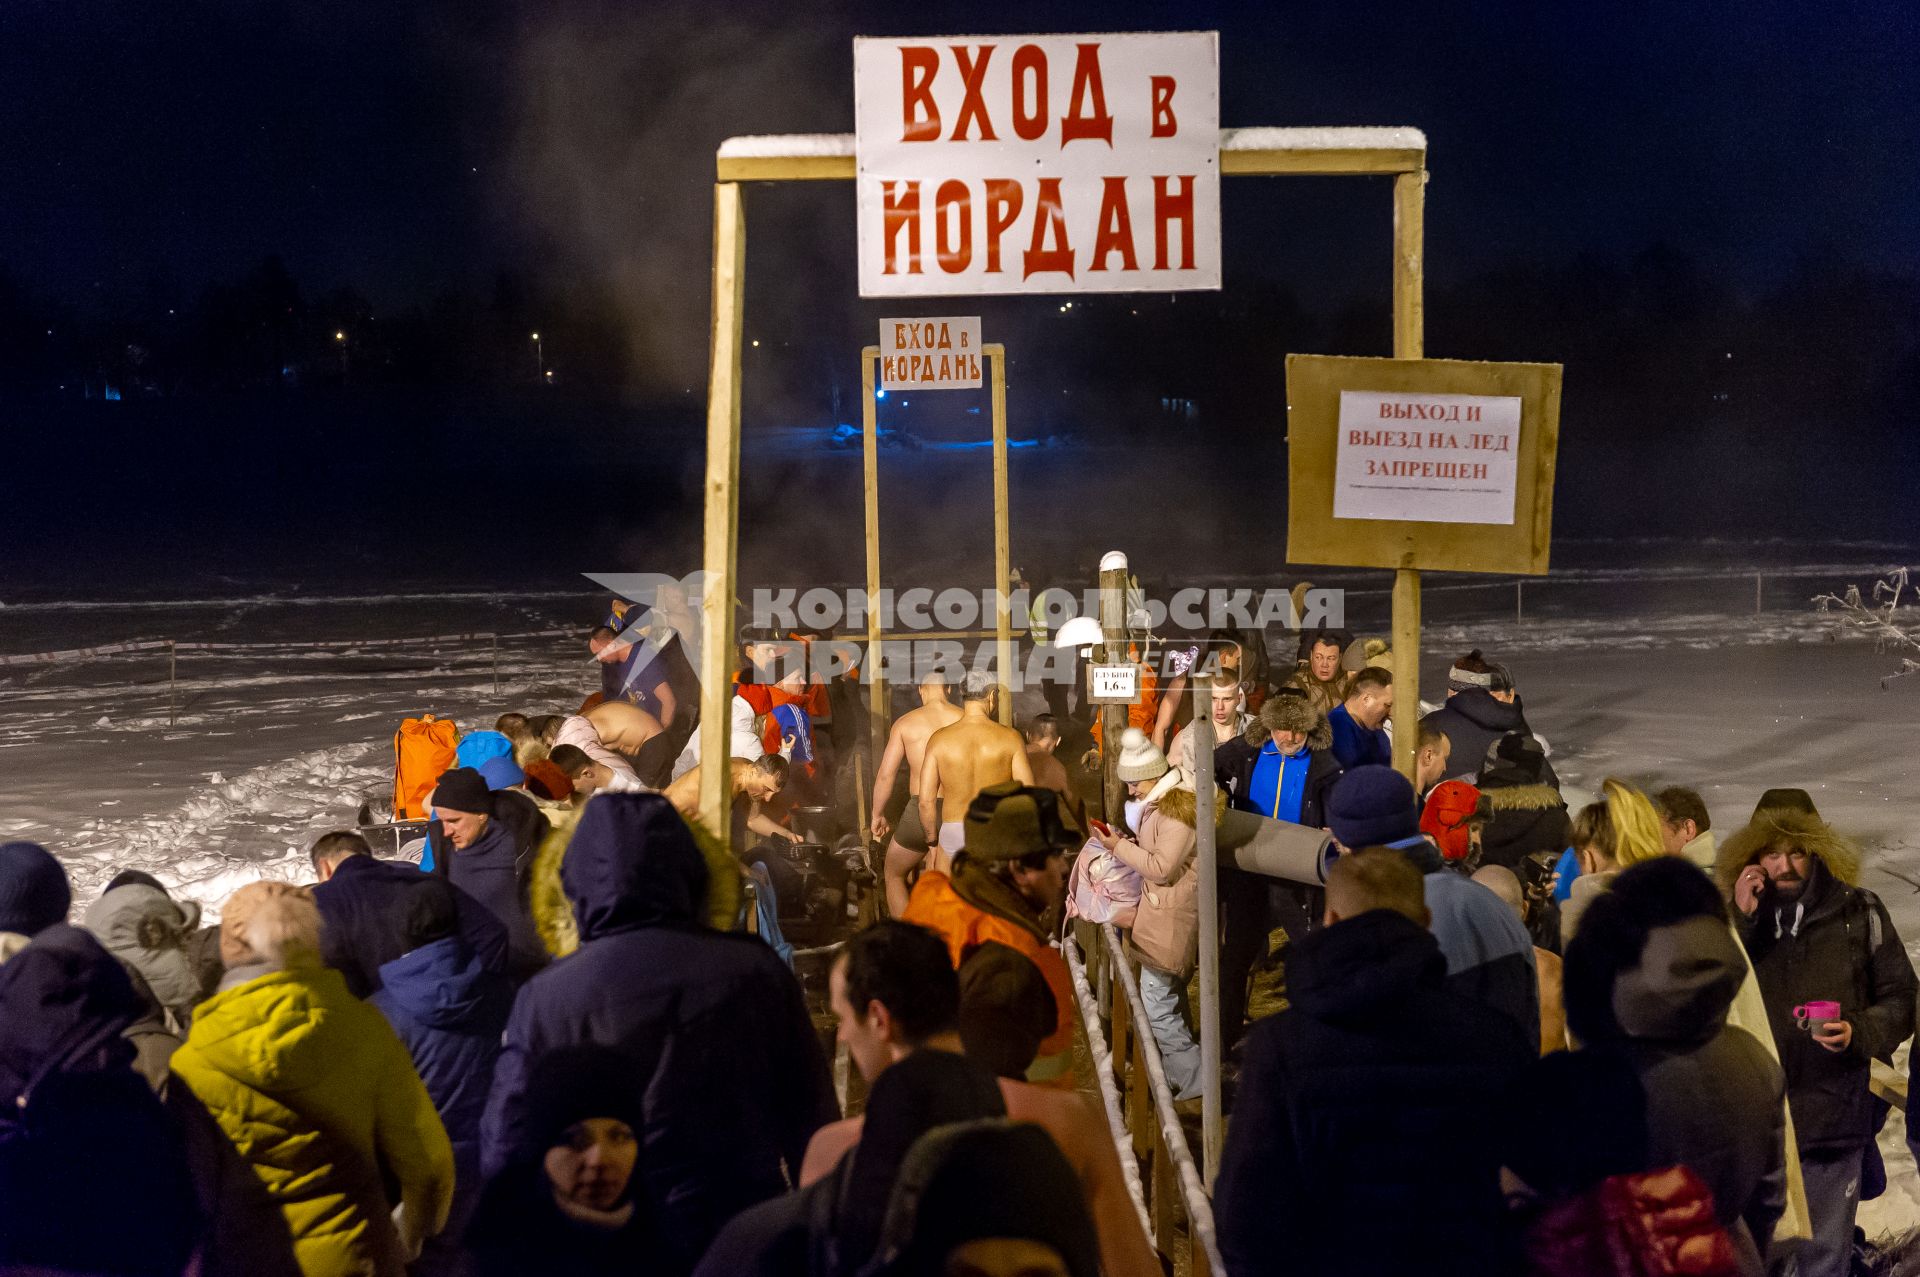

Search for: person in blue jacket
xmin=479 ymin=792 xmax=837 ymax=1274
xmin=1326 ymin=667 xmax=1394 ymax=769
xmin=371 ymin=882 xmax=513 ymax=1276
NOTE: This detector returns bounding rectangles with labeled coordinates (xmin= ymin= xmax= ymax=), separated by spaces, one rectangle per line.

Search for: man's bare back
xmin=1026 ymin=747 xmax=1079 ymax=821
xmin=875 ymin=684 xmax=965 ymax=916
xmin=919 ymin=705 xmax=1034 ymax=876
xmin=896 ymin=701 xmax=963 ymax=796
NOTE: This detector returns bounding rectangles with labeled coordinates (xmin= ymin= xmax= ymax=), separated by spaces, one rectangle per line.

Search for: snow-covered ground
xmin=0 ymin=595 xmax=597 ymax=911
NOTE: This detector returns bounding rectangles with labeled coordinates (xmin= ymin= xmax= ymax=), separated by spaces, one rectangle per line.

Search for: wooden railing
xmin=1067 ymin=919 xmax=1225 ymax=1276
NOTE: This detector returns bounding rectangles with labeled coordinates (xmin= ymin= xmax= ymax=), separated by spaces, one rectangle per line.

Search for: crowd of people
xmin=0 ymin=609 xmax=1913 ymax=1277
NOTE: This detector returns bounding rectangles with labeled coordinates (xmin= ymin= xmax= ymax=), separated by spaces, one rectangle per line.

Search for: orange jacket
xmin=902 ymin=871 xmax=1077 ymax=1089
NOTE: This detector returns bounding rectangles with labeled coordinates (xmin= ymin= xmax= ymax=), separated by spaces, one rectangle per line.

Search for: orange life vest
xmin=392 ymin=716 xmax=459 ymax=820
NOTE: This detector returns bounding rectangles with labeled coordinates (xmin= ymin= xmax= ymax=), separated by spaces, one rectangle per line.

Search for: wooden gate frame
xmin=696 ymin=125 xmax=1429 ymax=835
xmin=702 ymin=126 xmax=1428 ymax=825
xmin=859 ymin=342 xmax=1013 ymax=741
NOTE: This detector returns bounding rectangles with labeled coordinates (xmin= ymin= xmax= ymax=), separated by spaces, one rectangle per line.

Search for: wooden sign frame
xmin=1285 ymin=354 xmax=1562 ymax=576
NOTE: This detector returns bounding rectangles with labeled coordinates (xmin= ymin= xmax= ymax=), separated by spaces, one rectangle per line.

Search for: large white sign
xmin=1333 ymin=390 xmax=1523 ymax=524
xmin=879 ymin=316 xmax=983 ymax=389
xmin=854 ymin=32 xmax=1220 ymax=297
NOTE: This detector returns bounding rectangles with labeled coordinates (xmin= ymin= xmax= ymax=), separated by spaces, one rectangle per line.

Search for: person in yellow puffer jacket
xmin=171 ymin=881 xmax=455 ymax=1277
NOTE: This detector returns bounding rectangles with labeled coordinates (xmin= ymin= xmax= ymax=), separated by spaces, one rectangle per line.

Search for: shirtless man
xmin=1022 ymin=713 xmax=1082 ymax=828
xmin=583 ymin=699 xmax=664 ymax=761
xmin=664 ymin=753 xmax=797 ymax=845
xmin=874 ymin=670 xmax=965 ymax=916
xmin=917 ymin=670 xmax=1035 ymax=878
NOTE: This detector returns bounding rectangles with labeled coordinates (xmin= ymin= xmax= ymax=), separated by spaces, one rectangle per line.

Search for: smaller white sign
xmin=1333 ymin=390 xmax=1523 ymax=525
xmin=1089 ymin=662 xmax=1140 ymax=704
xmin=879 ymin=317 xmax=983 ymax=389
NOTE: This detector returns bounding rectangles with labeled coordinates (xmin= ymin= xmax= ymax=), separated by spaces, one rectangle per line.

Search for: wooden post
xmin=697 ymin=181 xmax=746 ymax=841
xmin=168 ymin=641 xmax=177 ymax=727
xmin=1127 ymin=1004 xmax=1153 ymax=1165
xmin=1192 ymin=676 xmax=1223 ymax=1185
xmin=1755 ymin=572 xmax=1764 ymax=615
xmin=1097 ymin=555 xmax=1129 ymax=823
xmin=1393 ymin=566 xmax=1422 ymax=771
xmin=862 ymin=348 xmax=888 ymax=741
xmin=1390 ymin=169 xmax=1426 ymax=780
xmin=988 ymin=344 xmax=1013 ymax=726
xmin=491 ymin=632 xmax=500 ymax=696
xmin=1516 ymin=579 xmax=1524 ymax=624
xmin=1152 ymin=1116 xmax=1177 ymax=1252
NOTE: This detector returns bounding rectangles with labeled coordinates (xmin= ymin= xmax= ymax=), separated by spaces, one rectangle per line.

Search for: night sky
xmin=3 ymin=1 xmax=1917 ymax=591
xmin=7 ymin=2 xmax=1915 ymax=339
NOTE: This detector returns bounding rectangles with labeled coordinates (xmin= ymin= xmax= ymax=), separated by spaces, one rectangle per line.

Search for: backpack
xmin=393 ymin=715 xmax=459 ymax=820
xmin=1524 ymin=1165 xmax=1741 ymax=1276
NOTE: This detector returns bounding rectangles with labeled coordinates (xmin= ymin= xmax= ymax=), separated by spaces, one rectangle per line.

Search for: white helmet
xmin=1052 ymin=615 xmax=1106 ymax=657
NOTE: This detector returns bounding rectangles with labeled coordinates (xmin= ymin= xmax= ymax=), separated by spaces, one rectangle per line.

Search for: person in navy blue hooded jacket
xmin=1326 ymin=766 xmax=1540 ymax=1047
xmin=479 ymin=792 xmax=837 ymax=1274
xmin=310 ymin=830 xmax=508 ymax=999
xmin=370 ymin=878 xmax=513 ymax=1276
xmin=0 ymin=922 xmax=204 ymax=1276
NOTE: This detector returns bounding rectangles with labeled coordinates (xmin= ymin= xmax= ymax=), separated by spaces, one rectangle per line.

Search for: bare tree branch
xmin=1813 ymin=567 xmax=1920 ymax=688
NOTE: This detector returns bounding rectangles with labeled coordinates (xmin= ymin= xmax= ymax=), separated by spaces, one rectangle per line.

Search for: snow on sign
xmin=1333 ymin=390 xmax=1524 ymax=525
xmin=879 ymin=316 xmax=983 ymax=389
xmin=853 ymin=32 xmax=1221 ymax=298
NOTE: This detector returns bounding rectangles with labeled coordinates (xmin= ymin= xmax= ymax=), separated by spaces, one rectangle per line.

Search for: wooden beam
xmin=1393 ymin=170 xmax=1427 ymax=361
xmin=862 ymin=347 xmax=888 ymax=742
xmin=714 ymin=127 xmax=1428 ymax=182
xmin=1390 ymin=169 xmax=1426 ymax=780
xmin=988 ymin=344 xmax=1013 ymax=726
xmin=697 ymin=182 xmax=746 ymax=842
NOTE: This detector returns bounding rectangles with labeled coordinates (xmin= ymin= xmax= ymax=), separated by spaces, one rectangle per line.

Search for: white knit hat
xmin=1115 ymin=727 xmax=1169 ymax=783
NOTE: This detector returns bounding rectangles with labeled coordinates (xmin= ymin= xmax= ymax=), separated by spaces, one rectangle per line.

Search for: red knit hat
xmin=1421 ymin=780 xmax=1484 ymax=862
xmin=522 ymin=759 xmax=575 ymax=803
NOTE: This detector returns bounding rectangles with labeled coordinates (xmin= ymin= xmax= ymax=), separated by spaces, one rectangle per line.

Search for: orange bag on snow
xmin=394 ymin=715 xmax=460 ymax=820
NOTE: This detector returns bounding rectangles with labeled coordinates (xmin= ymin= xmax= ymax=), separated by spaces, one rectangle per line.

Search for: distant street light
xmin=335 ymin=330 xmax=348 ymax=379
xmin=531 ymin=332 xmax=544 ymax=379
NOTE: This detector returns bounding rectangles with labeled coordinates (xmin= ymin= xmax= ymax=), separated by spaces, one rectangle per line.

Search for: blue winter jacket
xmin=1327 ymin=703 xmax=1392 ymax=769
xmin=478 ymin=793 xmax=837 ymax=1274
xmin=1386 ymin=835 xmax=1540 ymax=1046
xmin=370 ymin=936 xmax=512 ymax=1178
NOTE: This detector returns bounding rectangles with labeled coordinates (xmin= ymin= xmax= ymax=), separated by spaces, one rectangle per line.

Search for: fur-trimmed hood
xmin=1247 ymin=691 xmax=1332 ymax=752
xmin=1154 ymin=785 xmax=1227 ymax=831
xmin=1481 ymin=783 xmax=1564 ymax=814
xmin=1714 ymin=809 xmax=1861 ymax=895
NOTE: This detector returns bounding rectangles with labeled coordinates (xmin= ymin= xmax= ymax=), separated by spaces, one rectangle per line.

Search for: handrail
xmin=1064 ymin=919 xmax=1226 ymax=1275
xmin=1062 ymin=929 xmax=1156 ymax=1243
xmin=1101 ymin=924 xmax=1226 ymax=1275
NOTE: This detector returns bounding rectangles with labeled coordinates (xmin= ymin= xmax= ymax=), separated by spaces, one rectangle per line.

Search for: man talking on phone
xmin=1723 ymin=806 xmax=1916 ymax=1277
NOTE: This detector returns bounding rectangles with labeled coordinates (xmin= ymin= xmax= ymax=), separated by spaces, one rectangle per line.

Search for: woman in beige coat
xmin=1094 ymin=728 xmax=1211 ymax=1102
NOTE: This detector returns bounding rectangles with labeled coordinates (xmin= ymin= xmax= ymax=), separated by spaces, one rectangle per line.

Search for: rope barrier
xmin=0 ymin=640 xmax=175 ymax=667
xmin=0 ymin=628 xmax=578 ymax=669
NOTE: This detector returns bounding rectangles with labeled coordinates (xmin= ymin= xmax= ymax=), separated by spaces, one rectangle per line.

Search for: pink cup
xmin=1792 ymin=1000 xmax=1842 ymax=1030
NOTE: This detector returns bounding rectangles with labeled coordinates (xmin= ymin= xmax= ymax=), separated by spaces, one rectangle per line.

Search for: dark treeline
xmin=4 ymin=246 xmax=1915 ymax=462
xmin=0 ymin=256 xmax=632 ymax=399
